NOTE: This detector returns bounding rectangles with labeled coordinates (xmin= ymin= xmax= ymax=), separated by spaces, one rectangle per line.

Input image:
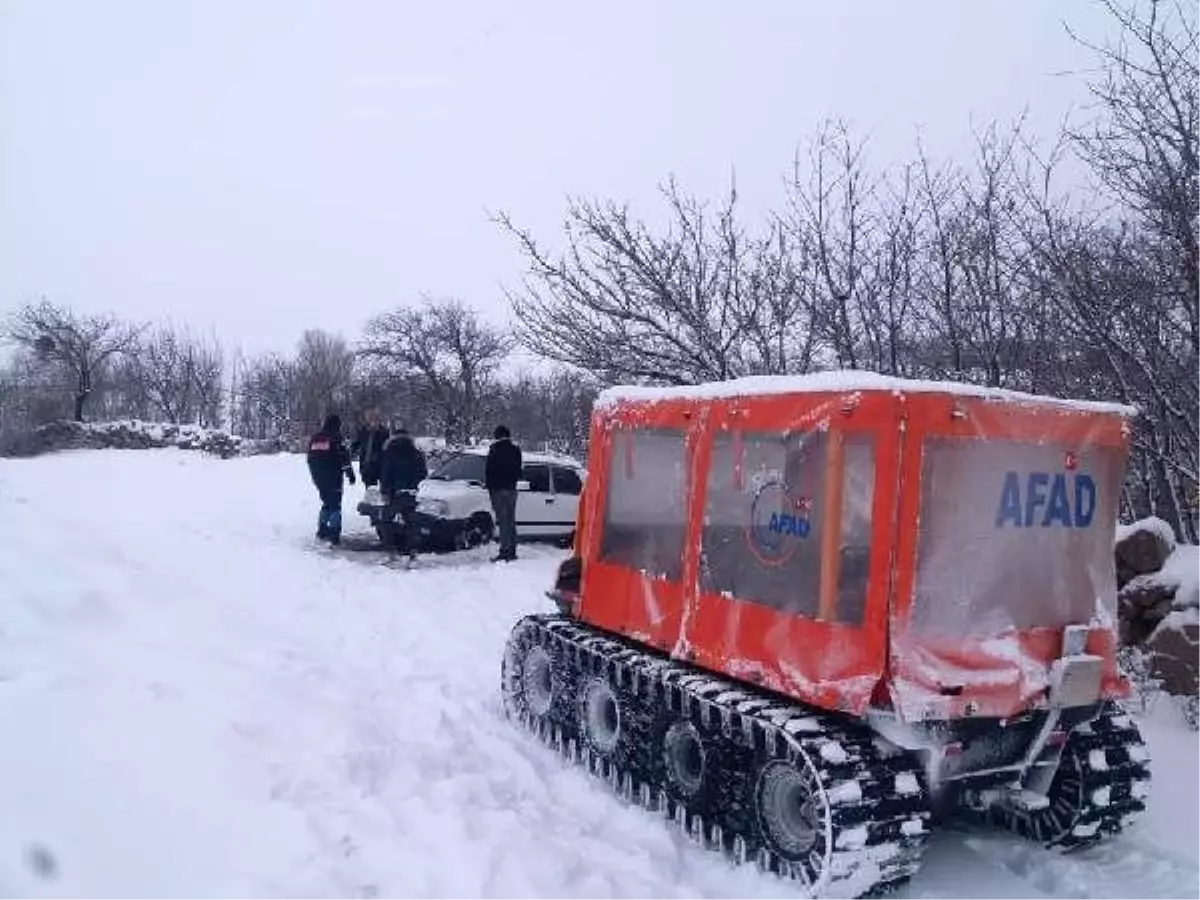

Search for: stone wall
xmin=0 ymin=420 xmax=289 ymax=460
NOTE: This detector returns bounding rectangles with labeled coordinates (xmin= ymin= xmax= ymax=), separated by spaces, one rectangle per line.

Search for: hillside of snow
xmin=0 ymin=449 xmax=1196 ymax=898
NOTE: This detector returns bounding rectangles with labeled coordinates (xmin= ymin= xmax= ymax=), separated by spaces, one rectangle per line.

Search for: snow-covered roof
xmin=456 ymin=445 xmax=585 ymax=468
xmin=595 ymin=372 xmax=1138 ymax=417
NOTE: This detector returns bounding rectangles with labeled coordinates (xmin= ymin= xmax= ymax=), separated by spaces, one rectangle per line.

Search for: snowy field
xmin=0 ymin=449 xmax=1196 ymax=899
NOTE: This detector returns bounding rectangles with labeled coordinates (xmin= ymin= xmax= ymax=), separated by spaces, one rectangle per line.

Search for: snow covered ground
xmin=0 ymin=449 xmax=1196 ymax=899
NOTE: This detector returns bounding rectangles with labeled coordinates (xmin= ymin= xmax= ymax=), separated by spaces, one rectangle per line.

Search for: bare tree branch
xmin=360 ymin=297 xmax=511 ymax=443
xmin=4 ymin=300 xmax=143 ymax=422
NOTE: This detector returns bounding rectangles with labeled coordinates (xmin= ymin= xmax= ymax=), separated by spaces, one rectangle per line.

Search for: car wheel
xmin=455 ymin=512 xmax=494 ymax=550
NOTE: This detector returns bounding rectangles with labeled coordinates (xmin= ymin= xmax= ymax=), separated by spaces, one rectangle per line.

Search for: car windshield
xmin=430 ymin=453 xmax=486 ymax=484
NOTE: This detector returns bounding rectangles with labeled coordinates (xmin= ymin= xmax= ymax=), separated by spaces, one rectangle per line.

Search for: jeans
xmin=490 ymin=489 xmax=518 ymax=559
xmin=317 ymin=488 xmax=343 ymax=541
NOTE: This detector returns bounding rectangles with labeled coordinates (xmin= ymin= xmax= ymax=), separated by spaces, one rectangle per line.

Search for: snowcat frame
xmin=570 ymin=385 xmax=1130 ymax=723
xmin=507 ymin=375 xmax=1150 ymax=897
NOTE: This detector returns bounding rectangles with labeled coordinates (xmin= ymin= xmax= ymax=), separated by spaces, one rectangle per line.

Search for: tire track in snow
xmin=958 ymin=828 xmax=1198 ymax=899
xmin=2 ymin=450 xmax=1195 ymax=899
xmin=300 ymin=532 xmax=1200 ymax=897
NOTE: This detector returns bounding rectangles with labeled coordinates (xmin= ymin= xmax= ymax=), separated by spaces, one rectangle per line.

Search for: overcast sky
xmin=0 ymin=0 xmax=1115 ymax=358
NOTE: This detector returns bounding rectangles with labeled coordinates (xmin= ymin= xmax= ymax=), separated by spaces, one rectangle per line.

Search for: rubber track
xmin=502 ymin=614 xmax=932 ymax=898
xmin=988 ymin=703 xmax=1151 ymax=848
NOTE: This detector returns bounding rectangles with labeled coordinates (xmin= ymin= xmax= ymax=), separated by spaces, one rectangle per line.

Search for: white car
xmin=357 ymin=446 xmax=587 ymax=551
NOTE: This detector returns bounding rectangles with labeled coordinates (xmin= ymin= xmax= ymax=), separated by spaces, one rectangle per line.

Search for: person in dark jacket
xmin=351 ymin=408 xmax=389 ymax=487
xmin=485 ymin=425 xmax=522 ymax=562
xmin=307 ymin=413 xmax=355 ymax=544
xmin=379 ymin=426 xmax=428 ymax=560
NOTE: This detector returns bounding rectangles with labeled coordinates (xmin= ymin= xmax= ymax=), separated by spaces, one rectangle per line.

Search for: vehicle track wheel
xmin=581 ymin=677 xmax=621 ymax=755
xmin=521 ymin=645 xmax=555 ymax=717
xmin=755 ymin=757 xmax=832 ymax=882
xmin=996 ymin=702 xmax=1151 ymax=848
xmin=663 ymin=721 xmax=706 ymax=797
xmin=501 ymin=620 xmax=557 ymax=722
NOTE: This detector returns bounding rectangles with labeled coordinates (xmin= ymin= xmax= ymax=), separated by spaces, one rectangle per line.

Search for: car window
xmin=522 ymin=464 xmax=551 ymax=493
xmin=551 ymin=466 xmax=583 ymax=496
xmin=431 ymin=453 xmax=487 ymax=484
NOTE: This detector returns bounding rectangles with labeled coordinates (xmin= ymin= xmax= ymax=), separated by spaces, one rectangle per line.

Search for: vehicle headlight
xmin=418 ymin=498 xmax=450 ymax=518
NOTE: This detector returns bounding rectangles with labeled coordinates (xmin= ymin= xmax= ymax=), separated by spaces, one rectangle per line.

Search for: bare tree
xmin=910 ymin=144 xmax=970 ymax=378
xmin=784 ymin=123 xmax=926 ymax=377
xmin=859 ymin=163 xmax=922 ymax=376
xmin=0 ymin=350 xmax=74 ymax=438
xmin=498 ymin=176 xmax=816 ymax=386
xmin=135 ymin=324 xmax=192 ymax=423
xmin=4 ymin=300 xmax=143 ymax=422
xmin=230 ymin=352 xmax=300 ymax=441
xmin=786 ymin=119 xmax=878 ymax=370
xmin=294 ymin=330 xmax=354 ymax=432
xmin=360 ymin=297 xmax=510 ymax=443
xmin=1010 ymin=0 xmax=1200 ymax=540
xmin=1066 ymin=0 xmax=1198 ymax=307
xmin=188 ymin=330 xmax=225 ymax=428
xmin=117 ymin=323 xmax=225 ymax=426
xmin=954 ymin=119 xmax=1039 ymax=389
xmin=484 ymin=367 xmax=599 ymax=458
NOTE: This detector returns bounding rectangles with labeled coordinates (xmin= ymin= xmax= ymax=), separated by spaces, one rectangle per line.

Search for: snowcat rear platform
xmin=502 ymin=372 xmax=1151 ymax=897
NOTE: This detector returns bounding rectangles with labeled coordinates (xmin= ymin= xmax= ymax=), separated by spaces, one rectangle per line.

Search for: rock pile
xmin=1116 ymin=516 xmax=1199 ymax=697
xmin=1117 ymin=517 xmax=1180 ymax=642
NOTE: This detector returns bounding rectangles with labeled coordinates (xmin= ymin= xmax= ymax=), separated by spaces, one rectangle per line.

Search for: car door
xmin=516 ymin=462 xmax=557 ymax=537
xmin=549 ymin=465 xmax=584 ymax=538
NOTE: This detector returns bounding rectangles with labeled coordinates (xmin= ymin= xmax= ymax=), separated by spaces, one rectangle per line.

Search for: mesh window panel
xmin=837 ymin=434 xmax=875 ymax=625
xmin=912 ymin=436 xmax=1122 ymax=638
xmin=599 ymin=428 xmax=688 ymax=582
xmin=700 ymin=430 xmax=827 ymax=618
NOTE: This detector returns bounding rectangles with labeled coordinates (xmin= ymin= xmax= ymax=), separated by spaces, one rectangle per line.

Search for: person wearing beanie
xmin=306 ymin=413 xmax=355 ymax=544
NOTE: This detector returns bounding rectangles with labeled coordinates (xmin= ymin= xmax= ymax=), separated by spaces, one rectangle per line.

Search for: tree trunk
xmin=1153 ymin=453 xmax=1187 ymax=544
xmin=75 ymin=363 xmax=92 ymax=423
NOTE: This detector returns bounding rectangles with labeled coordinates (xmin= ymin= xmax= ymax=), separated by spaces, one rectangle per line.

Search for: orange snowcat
xmin=500 ymin=372 xmax=1150 ymax=897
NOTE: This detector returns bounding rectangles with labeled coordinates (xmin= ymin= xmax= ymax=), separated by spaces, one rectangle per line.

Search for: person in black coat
xmin=379 ymin=426 xmax=428 ymax=558
xmin=351 ymin=408 xmax=389 ymax=487
xmin=307 ymin=413 xmax=355 ymax=544
xmin=485 ymin=425 xmax=522 ymax=561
